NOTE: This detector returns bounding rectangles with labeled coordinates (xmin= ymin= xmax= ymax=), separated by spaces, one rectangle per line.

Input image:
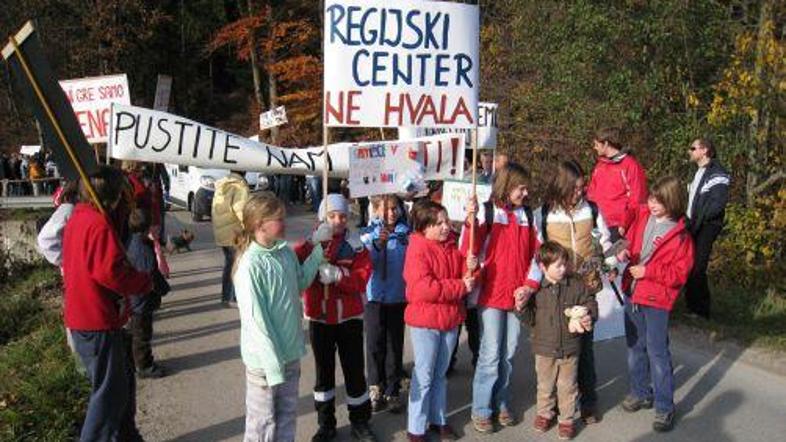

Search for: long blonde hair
xmin=232 ymin=192 xmax=286 ymax=276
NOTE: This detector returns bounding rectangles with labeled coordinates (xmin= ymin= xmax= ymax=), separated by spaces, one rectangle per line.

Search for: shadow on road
xmin=154 ymin=320 xmax=240 ymax=346
xmin=159 ymin=345 xmax=240 ymax=373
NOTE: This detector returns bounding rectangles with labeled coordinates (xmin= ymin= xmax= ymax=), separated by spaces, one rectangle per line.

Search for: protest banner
xmin=398 ymin=101 xmax=498 ymax=149
xmin=348 ymin=134 xmax=465 ymax=197
xmin=108 ymin=104 xmax=464 ymax=179
xmin=2 ymin=21 xmax=99 ymax=184
xmin=153 ymin=74 xmax=173 ymax=112
xmin=323 ymin=0 xmax=479 ymax=128
xmin=442 ymin=180 xmax=492 ymax=222
xmin=259 ymin=106 xmax=288 ymax=130
xmin=59 ymin=74 xmax=131 ymax=144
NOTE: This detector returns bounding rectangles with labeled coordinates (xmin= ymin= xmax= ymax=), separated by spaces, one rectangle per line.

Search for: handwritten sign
xmin=442 ymin=180 xmax=492 ymax=222
xmin=259 ymin=106 xmax=288 ymax=130
xmin=59 ymin=74 xmax=131 ymax=143
xmin=348 ymin=135 xmax=465 ymax=197
xmin=109 ymin=104 xmax=465 ymax=180
xmin=323 ymin=0 xmax=479 ymax=128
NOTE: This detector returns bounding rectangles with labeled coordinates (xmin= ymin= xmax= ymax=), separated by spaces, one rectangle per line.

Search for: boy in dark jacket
xmin=516 ymin=242 xmax=598 ymax=440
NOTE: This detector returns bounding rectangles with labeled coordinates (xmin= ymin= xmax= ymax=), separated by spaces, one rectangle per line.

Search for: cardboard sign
xmin=259 ymin=106 xmax=288 ymax=130
xmin=442 ymin=180 xmax=492 ymax=222
xmin=108 ymin=104 xmax=465 ymax=180
xmin=59 ymin=74 xmax=131 ymax=143
xmin=398 ymin=101 xmax=498 ymax=149
xmin=323 ymin=0 xmax=479 ymax=128
xmin=348 ymin=135 xmax=465 ymax=197
xmin=153 ymin=75 xmax=173 ymax=112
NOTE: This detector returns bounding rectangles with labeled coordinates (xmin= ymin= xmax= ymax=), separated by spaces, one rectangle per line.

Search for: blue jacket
xmin=361 ymin=219 xmax=410 ymax=304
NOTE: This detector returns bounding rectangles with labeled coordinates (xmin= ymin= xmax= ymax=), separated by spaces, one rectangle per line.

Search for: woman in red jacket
xmin=462 ymin=163 xmax=542 ymax=433
xmin=404 ymin=201 xmax=476 ymax=442
xmin=616 ymin=176 xmax=694 ymax=433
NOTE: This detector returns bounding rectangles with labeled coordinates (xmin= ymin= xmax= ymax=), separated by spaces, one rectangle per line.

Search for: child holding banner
xmin=294 ymin=194 xmax=377 ymax=442
xmin=360 ymin=195 xmax=410 ymax=414
xmin=462 ymin=163 xmax=542 ymax=434
xmin=403 ymin=201 xmax=477 ymax=441
xmin=232 ymin=193 xmax=325 ymax=441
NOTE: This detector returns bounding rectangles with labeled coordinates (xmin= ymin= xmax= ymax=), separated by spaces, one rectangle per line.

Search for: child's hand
xmin=311 ymin=223 xmax=334 ymax=244
xmin=629 ymin=265 xmax=645 ymax=279
xmin=463 ymin=275 xmax=476 ymax=293
xmin=466 ymin=254 xmax=479 ymax=272
xmin=378 ymin=228 xmax=390 ymax=245
xmin=318 ymin=263 xmax=345 ymax=284
xmin=466 ymin=194 xmax=479 ymax=218
xmin=605 ymin=268 xmax=619 ymax=281
xmin=514 ymin=286 xmax=535 ymax=310
xmin=580 ymin=314 xmax=593 ymax=330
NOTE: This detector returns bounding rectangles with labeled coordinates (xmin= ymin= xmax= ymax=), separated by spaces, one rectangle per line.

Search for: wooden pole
xmin=322 ymin=126 xmax=330 ymax=298
xmin=469 ymin=128 xmax=478 ymax=259
xmin=7 ymin=32 xmax=105 ymax=216
xmin=378 ymin=127 xmax=388 ymax=280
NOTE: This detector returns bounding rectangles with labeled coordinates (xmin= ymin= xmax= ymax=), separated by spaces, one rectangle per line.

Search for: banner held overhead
xmin=323 ymin=0 xmax=479 ymax=128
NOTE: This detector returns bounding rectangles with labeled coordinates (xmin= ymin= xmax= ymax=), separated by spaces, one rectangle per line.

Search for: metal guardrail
xmin=0 ymin=195 xmax=54 ymax=208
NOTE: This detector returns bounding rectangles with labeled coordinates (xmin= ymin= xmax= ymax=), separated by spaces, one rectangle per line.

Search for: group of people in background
xmin=31 ymin=125 xmax=730 ymax=442
xmin=0 ymin=149 xmax=60 ymax=196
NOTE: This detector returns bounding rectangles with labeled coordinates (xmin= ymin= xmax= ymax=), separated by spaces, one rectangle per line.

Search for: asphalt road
xmin=136 ymin=206 xmax=786 ymax=442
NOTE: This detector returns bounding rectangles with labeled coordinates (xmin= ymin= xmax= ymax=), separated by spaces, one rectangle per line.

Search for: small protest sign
xmin=348 ymin=134 xmax=465 ymax=197
xmin=323 ymin=0 xmax=479 ymax=128
xmin=442 ymin=180 xmax=492 ymax=222
xmin=58 ymin=74 xmax=131 ymax=144
xmin=259 ymin=106 xmax=288 ymax=130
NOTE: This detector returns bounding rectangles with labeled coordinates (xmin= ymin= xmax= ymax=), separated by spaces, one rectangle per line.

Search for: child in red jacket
xmin=404 ymin=201 xmax=477 ymax=441
xmin=616 ymin=176 xmax=694 ymax=433
xmin=294 ymin=194 xmax=376 ymax=442
xmin=62 ymin=166 xmax=153 ymax=442
xmin=462 ymin=163 xmax=542 ymax=433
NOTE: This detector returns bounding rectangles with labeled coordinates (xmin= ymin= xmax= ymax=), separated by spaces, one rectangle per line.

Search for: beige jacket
xmin=211 ymin=173 xmax=250 ymax=246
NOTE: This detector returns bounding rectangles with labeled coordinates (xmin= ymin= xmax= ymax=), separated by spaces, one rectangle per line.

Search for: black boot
xmin=351 ymin=422 xmax=378 ymax=442
xmin=311 ymin=426 xmax=337 ymax=442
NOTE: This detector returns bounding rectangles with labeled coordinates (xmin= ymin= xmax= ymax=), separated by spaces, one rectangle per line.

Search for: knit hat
xmin=318 ymin=193 xmax=349 ymax=221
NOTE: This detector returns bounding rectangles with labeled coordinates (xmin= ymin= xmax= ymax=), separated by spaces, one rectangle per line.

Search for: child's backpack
xmin=482 ymin=200 xmax=534 ymax=233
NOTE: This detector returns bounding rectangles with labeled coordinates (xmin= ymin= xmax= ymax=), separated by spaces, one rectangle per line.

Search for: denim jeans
xmin=407 ymin=326 xmax=458 ymax=435
xmin=221 ymin=246 xmax=236 ymax=303
xmin=624 ymin=303 xmax=675 ymax=414
xmin=70 ymin=329 xmax=139 ymax=442
xmin=472 ymin=307 xmax=521 ymax=419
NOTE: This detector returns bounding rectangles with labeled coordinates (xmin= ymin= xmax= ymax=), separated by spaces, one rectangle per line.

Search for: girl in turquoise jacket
xmin=232 ymin=192 xmax=326 ymax=441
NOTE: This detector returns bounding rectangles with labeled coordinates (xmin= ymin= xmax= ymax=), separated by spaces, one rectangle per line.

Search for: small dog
xmin=166 ymin=230 xmax=195 ymax=254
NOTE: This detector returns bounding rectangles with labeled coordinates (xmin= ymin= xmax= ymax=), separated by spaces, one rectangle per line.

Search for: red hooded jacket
xmin=587 ymin=153 xmax=648 ymax=230
xmin=62 ymin=203 xmax=153 ymax=330
xmin=294 ymin=232 xmax=372 ymax=324
xmin=403 ymin=232 xmax=469 ymax=331
xmin=622 ymin=206 xmax=694 ymax=311
xmin=460 ymin=203 xmax=541 ymax=311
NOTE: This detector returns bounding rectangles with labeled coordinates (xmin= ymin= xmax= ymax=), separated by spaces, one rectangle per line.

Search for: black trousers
xmin=364 ymin=302 xmax=405 ymax=397
xmin=449 ymin=307 xmax=480 ymax=370
xmin=309 ymin=319 xmax=371 ymax=429
xmin=578 ymin=330 xmax=597 ymax=410
xmin=130 ymin=312 xmax=155 ymax=370
xmin=685 ymin=223 xmax=722 ymax=318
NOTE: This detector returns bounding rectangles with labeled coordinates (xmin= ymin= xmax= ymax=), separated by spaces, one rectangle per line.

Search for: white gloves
xmin=318 ymin=263 xmax=346 ymax=285
xmin=311 ymin=223 xmax=334 ymax=244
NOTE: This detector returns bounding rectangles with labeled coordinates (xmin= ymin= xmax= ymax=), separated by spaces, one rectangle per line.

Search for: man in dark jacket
xmin=685 ymin=138 xmax=730 ymax=318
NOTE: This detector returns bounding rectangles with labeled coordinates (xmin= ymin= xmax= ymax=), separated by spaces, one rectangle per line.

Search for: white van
xmin=165 ymin=164 xmax=268 ymax=222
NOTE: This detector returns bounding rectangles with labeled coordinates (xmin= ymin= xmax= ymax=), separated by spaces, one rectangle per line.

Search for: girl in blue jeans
xmin=403 ymin=202 xmax=477 ymax=441
xmin=461 ymin=164 xmax=542 ymax=433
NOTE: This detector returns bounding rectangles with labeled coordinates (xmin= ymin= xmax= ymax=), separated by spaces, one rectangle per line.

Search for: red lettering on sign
xmin=325 ymin=90 xmax=362 ymax=125
xmin=384 ymin=93 xmax=475 ymax=126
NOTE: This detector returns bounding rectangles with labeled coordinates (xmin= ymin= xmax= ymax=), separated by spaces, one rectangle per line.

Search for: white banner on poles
xmin=323 ymin=0 xmax=479 ymax=128
xmin=398 ymin=102 xmax=498 ymax=149
xmin=59 ymin=74 xmax=131 ymax=143
xmin=108 ymin=104 xmax=465 ymax=180
xmin=348 ymin=134 xmax=465 ymax=197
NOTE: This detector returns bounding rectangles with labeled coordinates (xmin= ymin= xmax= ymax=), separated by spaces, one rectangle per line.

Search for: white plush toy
xmin=564 ymin=305 xmax=591 ymax=334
